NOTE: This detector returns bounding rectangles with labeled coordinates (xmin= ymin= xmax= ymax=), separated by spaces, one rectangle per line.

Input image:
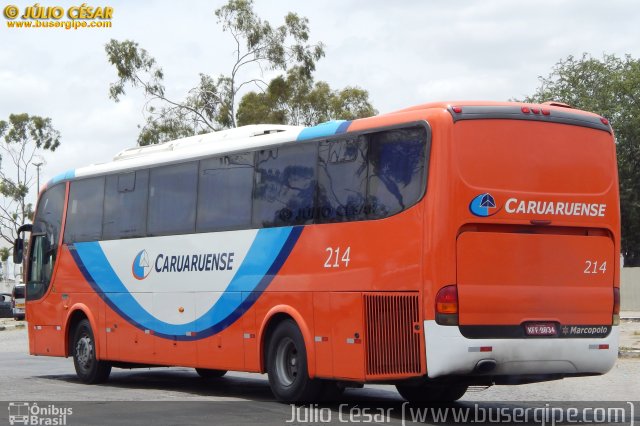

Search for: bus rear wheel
xmin=267 ymin=319 xmax=324 ymax=403
xmin=195 ymin=368 xmax=227 ymax=379
xmin=396 ymin=382 xmax=467 ymax=403
xmin=72 ymin=319 xmax=111 ymax=384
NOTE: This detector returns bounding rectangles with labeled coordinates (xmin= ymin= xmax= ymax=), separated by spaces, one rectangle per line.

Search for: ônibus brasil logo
xmin=132 ymin=250 xmax=151 ymax=280
xmin=469 ymin=193 xmax=500 ymax=217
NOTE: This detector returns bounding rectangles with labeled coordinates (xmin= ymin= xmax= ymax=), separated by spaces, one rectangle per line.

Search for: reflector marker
xmin=314 ymin=336 xmax=329 ymax=342
xmin=243 ymin=333 xmax=255 ymax=339
xmin=589 ymin=344 xmax=609 ymax=350
xmin=106 ymin=328 xmax=112 ymax=333
xmin=346 ymin=338 xmax=362 ymax=344
xmin=468 ymin=346 xmax=493 ymax=352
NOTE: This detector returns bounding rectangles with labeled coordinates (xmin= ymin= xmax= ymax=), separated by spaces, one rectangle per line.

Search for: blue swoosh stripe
xmin=297 ymin=120 xmax=351 ymax=141
xmin=48 ymin=169 xmax=75 ymax=187
xmin=69 ymin=226 xmax=303 ymax=341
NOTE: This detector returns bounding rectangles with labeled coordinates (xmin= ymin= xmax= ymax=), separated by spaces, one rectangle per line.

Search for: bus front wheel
xmin=396 ymin=382 xmax=467 ymax=403
xmin=267 ymin=319 xmax=323 ymax=403
xmin=72 ymin=319 xmax=111 ymax=384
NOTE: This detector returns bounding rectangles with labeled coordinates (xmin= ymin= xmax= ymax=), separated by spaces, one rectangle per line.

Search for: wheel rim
xmin=274 ymin=337 xmax=298 ymax=387
xmin=75 ymin=333 xmax=94 ymax=371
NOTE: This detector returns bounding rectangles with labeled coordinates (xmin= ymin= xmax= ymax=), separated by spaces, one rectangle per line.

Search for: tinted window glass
xmin=32 ymin=183 xmax=66 ymax=248
xmin=253 ymin=144 xmax=316 ymax=227
xmin=148 ymin=162 xmax=198 ymax=235
xmin=64 ymin=177 xmax=105 ymax=243
xmin=317 ymin=137 xmax=368 ymax=223
xmin=103 ymin=170 xmax=149 ymax=239
xmin=367 ymin=127 xmax=427 ymax=219
xmin=28 ymin=184 xmax=65 ymax=301
xmin=197 ymin=153 xmax=254 ymax=232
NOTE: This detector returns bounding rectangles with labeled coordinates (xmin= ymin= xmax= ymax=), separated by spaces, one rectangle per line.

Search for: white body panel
xmin=424 ymin=320 xmax=618 ymax=378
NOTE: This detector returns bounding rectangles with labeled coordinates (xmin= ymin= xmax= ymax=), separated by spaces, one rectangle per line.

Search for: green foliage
xmin=525 ymin=53 xmax=640 ymax=266
xmin=105 ymin=39 xmax=164 ymax=102
xmin=237 ymin=67 xmax=377 ymax=126
xmin=105 ymin=0 xmax=329 ymax=145
xmin=215 ymin=0 xmax=324 ymax=80
xmin=0 ymin=247 xmax=9 ymax=262
xmin=0 ymin=113 xmax=60 ymax=246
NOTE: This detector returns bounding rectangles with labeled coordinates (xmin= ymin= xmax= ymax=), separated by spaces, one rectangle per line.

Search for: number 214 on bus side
xmin=14 ymin=101 xmax=620 ymax=403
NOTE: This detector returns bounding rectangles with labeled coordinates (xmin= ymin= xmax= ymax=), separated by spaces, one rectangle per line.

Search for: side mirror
xmin=13 ymin=238 xmax=23 ymax=264
xmin=13 ymin=223 xmax=33 ymax=265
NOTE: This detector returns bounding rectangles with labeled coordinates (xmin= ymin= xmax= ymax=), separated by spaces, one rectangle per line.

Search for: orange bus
xmin=14 ymin=101 xmax=621 ymax=403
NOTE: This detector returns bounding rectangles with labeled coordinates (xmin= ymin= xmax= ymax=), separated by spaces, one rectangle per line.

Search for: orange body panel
xmin=457 ymin=232 xmax=614 ymax=325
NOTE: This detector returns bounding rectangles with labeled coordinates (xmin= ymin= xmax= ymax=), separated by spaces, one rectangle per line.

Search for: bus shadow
xmin=38 ymin=369 xmax=277 ymax=401
xmin=33 ymin=369 xmax=497 ymax=425
xmin=37 ymin=370 xmax=636 ymax=425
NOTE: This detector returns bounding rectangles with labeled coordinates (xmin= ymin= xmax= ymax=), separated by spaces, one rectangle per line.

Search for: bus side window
xmin=317 ymin=137 xmax=368 ymax=223
xmin=64 ymin=177 xmax=105 ymax=243
xmin=367 ymin=127 xmax=427 ymax=219
xmin=197 ymin=152 xmax=254 ymax=232
xmin=103 ymin=170 xmax=149 ymax=239
xmin=253 ymin=144 xmax=317 ymax=228
xmin=148 ymin=162 xmax=198 ymax=236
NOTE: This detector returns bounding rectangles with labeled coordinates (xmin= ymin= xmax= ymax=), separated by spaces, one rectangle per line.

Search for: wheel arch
xmin=64 ymin=304 xmax=100 ymax=358
xmin=258 ymin=305 xmax=316 ymax=378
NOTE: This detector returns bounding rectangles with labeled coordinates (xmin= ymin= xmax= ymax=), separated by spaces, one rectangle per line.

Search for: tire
xmin=72 ymin=319 xmax=111 ymax=384
xmin=267 ymin=319 xmax=324 ymax=403
xmin=396 ymin=382 xmax=467 ymax=403
xmin=195 ymin=368 xmax=227 ymax=379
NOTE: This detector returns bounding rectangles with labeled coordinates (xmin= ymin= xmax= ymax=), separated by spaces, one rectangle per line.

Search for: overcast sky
xmin=2 ymin=0 xmax=639 ymax=199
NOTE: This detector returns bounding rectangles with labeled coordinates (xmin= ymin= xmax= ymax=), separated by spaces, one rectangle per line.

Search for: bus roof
xmin=45 ymin=100 xmax=610 ymax=188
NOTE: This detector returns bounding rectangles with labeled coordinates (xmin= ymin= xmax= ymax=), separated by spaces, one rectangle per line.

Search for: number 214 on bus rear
xmin=14 ymin=101 xmax=621 ymax=403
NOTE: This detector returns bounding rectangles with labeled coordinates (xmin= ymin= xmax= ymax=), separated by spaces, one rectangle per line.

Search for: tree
xmin=0 ymin=113 xmax=60 ymax=246
xmin=237 ymin=66 xmax=377 ymax=126
xmin=524 ymin=53 xmax=640 ymax=266
xmin=105 ymin=0 xmax=325 ymax=145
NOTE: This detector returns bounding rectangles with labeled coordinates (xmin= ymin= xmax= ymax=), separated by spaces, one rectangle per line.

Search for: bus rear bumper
xmin=424 ymin=320 xmax=618 ymax=379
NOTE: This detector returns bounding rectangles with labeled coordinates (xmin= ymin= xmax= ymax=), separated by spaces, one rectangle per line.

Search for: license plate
xmin=16 ymin=303 xmax=25 ymax=309
xmin=525 ymin=322 xmax=557 ymax=336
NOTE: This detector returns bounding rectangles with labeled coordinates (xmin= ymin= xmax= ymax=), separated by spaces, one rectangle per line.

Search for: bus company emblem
xmin=132 ymin=249 xmax=151 ymax=280
xmin=469 ymin=193 xmax=499 ymax=217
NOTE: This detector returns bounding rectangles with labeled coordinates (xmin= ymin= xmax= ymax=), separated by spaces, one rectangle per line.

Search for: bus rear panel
xmin=425 ymin=104 xmax=619 ymax=383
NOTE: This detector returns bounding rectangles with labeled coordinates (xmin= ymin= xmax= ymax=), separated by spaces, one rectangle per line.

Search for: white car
xmin=12 ymin=284 xmax=25 ymax=321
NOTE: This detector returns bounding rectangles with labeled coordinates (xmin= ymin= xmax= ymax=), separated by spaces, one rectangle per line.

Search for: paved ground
xmin=0 ymin=325 xmax=639 ymax=425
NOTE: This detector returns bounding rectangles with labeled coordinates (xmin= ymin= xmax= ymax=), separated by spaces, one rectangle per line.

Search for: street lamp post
xmin=33 ymin=162 xmax=43 ymax=193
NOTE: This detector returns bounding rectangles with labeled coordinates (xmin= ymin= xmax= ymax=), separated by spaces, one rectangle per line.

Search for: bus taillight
xmin=435 ymin=285 xmax=459 ymax=326
xmin=613 ymin=287 xmax=620 ymax=326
